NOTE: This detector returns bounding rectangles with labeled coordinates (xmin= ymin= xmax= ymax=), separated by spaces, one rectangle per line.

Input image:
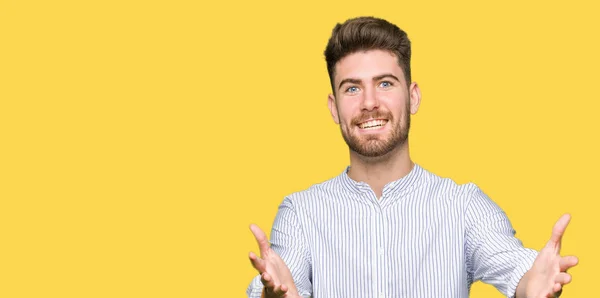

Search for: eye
xmin=345 ymin=86 xmax=360 ymax=93
xmin=379 ymin=81 xmax=393 ymax=88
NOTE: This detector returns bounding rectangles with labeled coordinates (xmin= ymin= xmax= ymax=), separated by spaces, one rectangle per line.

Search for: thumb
xmin=250 ymin=224 xmax=271 ymax=255
xmin=545 ymin=214 xmax=571 ymax=251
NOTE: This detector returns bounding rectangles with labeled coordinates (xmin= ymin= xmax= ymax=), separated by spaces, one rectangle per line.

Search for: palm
xmin=524 ymin=214 xmax=579 ymax=298
xmin=249 ymin=224 xmax=300 ymax=298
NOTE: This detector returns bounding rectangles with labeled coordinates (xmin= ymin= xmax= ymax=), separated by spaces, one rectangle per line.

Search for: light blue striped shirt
xmin=247 ymin=164 xmax=537 ymax=298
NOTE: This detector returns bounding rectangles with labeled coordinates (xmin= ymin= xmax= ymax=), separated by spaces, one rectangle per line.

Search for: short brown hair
xmin=324 ymin=16 xmax=411 ymax=93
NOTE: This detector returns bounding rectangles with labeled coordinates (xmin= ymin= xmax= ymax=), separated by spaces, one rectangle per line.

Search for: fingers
xmin=250 ymin=224 xmax=271 ymax=255
xmin=551 ymin=283 xmax=563 ymax=297
xmin=274 ymin=284 xmax=288 ymax=297
xmin=280 ymin=284 xmax=288 ymax=293
xmin=559 ymin=255 xmax=579 ymax=272
xmin=261 ymin=272 xmax=276 ymax=289
xmin=554 ymin=272 xmax=572 ymax=285
xmin=545 ymin=214 xmax=571 ymax=251
xmin=249 ymin=251 xmax=267 ymax=273
xmin=261 ymin=272 xmax=288 ymax=297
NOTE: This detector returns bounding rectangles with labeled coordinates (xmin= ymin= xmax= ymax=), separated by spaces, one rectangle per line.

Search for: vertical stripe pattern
xmin=246 ymin=164 xmax=538 ymax=298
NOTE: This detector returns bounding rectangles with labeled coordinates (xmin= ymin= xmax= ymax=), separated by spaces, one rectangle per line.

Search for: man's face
xmin=328 ymin=50 xmax=420 ymax=158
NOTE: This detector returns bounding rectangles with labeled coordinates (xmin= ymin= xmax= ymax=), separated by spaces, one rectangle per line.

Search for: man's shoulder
xmin=283 ymin=172 xmax=349 ymax=203
xmin=420 ymin=166 xmax=484 ymax=201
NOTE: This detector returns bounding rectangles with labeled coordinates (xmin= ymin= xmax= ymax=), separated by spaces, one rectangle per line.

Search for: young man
xmin=247 ymin=17 xmax=578 ymax=298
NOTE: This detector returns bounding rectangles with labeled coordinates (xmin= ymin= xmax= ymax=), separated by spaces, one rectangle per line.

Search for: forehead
xmin=334 ymin=49 xmax=405 ymax=83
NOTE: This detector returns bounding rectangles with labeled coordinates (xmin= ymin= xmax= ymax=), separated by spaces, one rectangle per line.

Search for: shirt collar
xmin=338 ymin=163 xmax=425 ymax=198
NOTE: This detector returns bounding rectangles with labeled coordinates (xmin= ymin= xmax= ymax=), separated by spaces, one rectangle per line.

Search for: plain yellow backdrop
xmin=1 ymin=0 xmax=598 ymax=297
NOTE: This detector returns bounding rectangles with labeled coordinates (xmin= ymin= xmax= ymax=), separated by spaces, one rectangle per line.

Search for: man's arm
xmin=464 ymin=185 xmax=538 ymax=297
xmin=464 ymin=186 xmax=578 ymax=298
xmin=247 ymin=197 xmax=312 ymax=298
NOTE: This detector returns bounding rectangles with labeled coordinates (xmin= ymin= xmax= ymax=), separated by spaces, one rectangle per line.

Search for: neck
xmin=347 ymin=142 xmax=414 ymax=198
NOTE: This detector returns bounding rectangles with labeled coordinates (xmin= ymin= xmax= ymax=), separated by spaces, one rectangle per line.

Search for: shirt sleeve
xmin=464 ymin=184 xmax=538 ymax=298
xmin=246 ymin=197 xmax=313 ymax=298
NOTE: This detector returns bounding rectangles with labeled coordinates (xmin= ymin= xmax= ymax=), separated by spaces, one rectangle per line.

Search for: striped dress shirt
xmin=247 ymin=164 xmax=538 ymax=298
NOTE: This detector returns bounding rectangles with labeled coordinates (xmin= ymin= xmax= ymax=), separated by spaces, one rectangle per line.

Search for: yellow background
xmin=1 ymin=0 xmax=598 ymax=297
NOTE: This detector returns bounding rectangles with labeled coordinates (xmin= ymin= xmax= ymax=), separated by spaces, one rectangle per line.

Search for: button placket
xmin=366 ymin=190 xmax=381 ymax=298
xmin=375 ymin=195 xmax=385 ymax=298
xmin=378 ymin=195 xmax=388 ymax=298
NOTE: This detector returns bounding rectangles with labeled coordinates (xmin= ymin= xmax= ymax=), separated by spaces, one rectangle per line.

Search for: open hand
xmin=521 ymin=214 xmax=579 ymax=298
xmin=249 ymin=224 xmax=300 ymax=298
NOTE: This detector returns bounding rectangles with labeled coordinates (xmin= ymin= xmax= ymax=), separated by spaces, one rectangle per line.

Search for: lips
xmin=358 ymin=119 xmax=388 ymax=129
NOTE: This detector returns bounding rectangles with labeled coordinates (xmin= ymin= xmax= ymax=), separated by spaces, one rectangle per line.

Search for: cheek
xmin=337 ymin=103 xmax=359 ymax=124
xmin=380 ymin=94 xmax=409 ymax=118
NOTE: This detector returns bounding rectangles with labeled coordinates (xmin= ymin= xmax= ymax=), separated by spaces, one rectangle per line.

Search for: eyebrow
xmin=337 ymin=78 xmax=362 ymax=91
xmin=373 ymin=73 xmax=400 ymax=82
xmin=337 ymin=73 xmax=401 ymax=91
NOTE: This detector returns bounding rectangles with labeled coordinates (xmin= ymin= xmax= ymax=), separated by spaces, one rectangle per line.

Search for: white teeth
xmin=359 ymin=119 xmax=387 ymax=129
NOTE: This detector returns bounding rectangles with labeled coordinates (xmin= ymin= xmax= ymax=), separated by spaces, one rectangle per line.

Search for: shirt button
xmin=379 ymin=247 xmax=384 ymax=256
xmin=379 ymin=293 xmax=384 ymax=298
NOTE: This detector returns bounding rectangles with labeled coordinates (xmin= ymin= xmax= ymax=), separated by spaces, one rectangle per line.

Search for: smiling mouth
xmin=358 ymin=119 xmax=388 ymax=129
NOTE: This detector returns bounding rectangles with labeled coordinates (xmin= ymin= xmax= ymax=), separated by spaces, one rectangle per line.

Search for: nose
xmin=360 ymin=86 xmax=379 ymax=111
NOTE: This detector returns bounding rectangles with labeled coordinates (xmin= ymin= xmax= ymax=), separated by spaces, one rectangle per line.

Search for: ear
xmin=328 ymin=93 xmax=340 ymax=124
xmin=408 ymin=82 xmax=422 ymax=115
